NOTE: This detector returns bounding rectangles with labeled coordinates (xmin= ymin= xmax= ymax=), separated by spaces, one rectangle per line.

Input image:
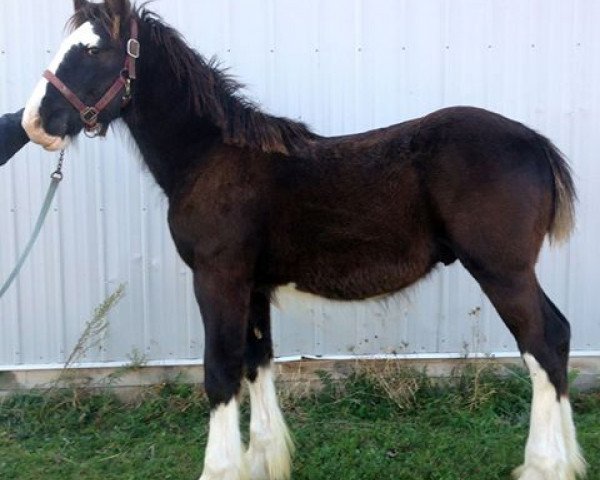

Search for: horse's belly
xmin=278 ymin=258 xmax=435 ymax=302
xmin=273 ymin=283 xmax=395 ymax=306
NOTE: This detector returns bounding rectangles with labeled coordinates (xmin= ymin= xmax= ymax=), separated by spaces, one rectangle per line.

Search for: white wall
xmin=0 ymin=0 xmax=598 ymax=368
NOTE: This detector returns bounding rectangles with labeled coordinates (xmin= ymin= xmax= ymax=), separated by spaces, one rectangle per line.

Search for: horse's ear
xmin=73 ymin=0 xmax=88 ymax=11
xmin=105 ymin=0 xmax=132 ymax=18
xmin=104 ymin=0 xmax=131 ymax=39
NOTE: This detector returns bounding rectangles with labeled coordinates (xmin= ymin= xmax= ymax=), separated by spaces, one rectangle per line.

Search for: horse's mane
xmin=69 ymin=5 xmax=317 ymax=156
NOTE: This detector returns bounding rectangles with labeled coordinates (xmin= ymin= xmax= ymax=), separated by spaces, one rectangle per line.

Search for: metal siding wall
xmin=0 ymin=0 xmax=598 ymax=367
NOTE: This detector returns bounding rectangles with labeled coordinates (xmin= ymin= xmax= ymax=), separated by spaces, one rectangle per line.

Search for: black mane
xmin=71 ymin=5 xmax=318 ymax=156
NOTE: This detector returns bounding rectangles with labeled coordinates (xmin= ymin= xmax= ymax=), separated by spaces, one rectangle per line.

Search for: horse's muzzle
xmin=22 ymin=110 xmax=69 ymax=152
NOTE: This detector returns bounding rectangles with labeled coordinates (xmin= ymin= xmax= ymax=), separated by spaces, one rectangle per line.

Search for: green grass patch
xmin=1 ymin=365 xmax=598 ymax=480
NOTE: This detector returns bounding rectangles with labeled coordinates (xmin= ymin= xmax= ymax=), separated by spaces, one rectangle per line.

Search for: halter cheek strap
xmin=43 ymin=18 xmax=139 ymax=137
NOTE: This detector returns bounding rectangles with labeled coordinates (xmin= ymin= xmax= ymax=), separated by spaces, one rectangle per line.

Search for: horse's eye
xmin=86 ymin=46 xmax=101 ymax=56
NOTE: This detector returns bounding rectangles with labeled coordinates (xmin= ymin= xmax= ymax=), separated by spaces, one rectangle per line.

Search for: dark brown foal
xmin=22 ymin=1 xmax=584 ymax=479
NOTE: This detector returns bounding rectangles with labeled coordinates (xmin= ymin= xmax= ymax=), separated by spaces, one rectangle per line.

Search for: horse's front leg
xmin=245 ymin=291 xmax=293 ymax=480
xmin=194 ymin=263 xmax=252 ymax=480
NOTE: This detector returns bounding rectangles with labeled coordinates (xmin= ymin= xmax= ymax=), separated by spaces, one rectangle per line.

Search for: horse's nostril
xmin=42 ymin=111 xmax=71 ymax=138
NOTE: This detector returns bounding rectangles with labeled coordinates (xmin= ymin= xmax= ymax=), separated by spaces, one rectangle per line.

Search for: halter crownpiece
xmin=43 ymin=18 xmax=139 ymax=138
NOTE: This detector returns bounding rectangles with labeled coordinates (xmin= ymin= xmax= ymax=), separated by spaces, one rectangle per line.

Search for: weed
xmin=63 ymin=284 xmax=125 ymax=370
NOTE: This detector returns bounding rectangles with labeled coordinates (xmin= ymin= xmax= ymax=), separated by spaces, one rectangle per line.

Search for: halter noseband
xmin=43 ymin=19 xmax=140 ymax=138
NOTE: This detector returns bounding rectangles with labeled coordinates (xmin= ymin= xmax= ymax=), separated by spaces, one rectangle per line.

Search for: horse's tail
xmin=539 ymin=136 xmax=577 ymax=244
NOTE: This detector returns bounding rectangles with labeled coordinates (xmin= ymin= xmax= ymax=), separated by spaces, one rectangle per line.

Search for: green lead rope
xmin=0 ymin=150 xmax=65 ymax=299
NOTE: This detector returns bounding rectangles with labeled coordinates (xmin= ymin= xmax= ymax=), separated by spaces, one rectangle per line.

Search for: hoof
xmin=513 ymin=459 xmax=584 ymax=480
xmin=199 ymin=464 xmax=249 ymax=480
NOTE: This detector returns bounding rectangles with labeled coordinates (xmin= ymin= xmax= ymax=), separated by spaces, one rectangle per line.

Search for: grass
xmin=0 ymin=364 xmax=598 ymax=480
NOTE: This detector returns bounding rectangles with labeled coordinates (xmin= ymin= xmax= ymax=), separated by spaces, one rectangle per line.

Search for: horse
xmin=21 ymin=1 xmax=585 ymax=479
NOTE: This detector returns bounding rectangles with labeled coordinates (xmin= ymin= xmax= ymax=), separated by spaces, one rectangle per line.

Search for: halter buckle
xmin=81 ymin=106 xmax=99 ymax=126
xmin=127 ymin=39 xmax=140 ymax=59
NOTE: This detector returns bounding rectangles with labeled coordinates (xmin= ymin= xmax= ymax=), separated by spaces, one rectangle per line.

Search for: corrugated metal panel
xmin=0 ymin=0 xmax=599 ymax=367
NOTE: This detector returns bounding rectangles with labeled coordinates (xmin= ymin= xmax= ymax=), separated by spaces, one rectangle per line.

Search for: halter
xmin=43 ymin=19 xmax=140 ymax=138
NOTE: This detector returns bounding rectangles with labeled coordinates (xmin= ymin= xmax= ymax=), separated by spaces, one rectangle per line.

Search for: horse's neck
xmin=123 ymin=114 xmax=218 ymax=196
xmin=121 ymin=54 xmax=220 ymax=196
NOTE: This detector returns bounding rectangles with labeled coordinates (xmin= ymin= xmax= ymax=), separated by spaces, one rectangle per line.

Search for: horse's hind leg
xmin=244 ymin=291 xmax=293 ymax=480
xmin=461 ymin=262 xmax=585 ymax=480
xmin=516 ymin=292 xmax=586 ymax=480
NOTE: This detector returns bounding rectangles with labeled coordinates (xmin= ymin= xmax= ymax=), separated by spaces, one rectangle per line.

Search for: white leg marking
xmin=513 ymin=353 xmax=586 ymax=480
xmin=559 ymin=399 xmax=587 ymax=477
xmin=22 ymin=21 xmax=99 ymax=150
xmin=199 ymin=398 xmax=249 ymax=480
xmin=246 ymin=365 xmax=294 ymax=480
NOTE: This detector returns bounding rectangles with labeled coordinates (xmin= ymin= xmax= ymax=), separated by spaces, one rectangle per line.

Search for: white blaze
xmin=514 ymin=353 xmax=586 ymax=480
xmin=22 ymin=21 xmax=100 ymax=151
xmin=246 ymin=365 xmax=293 ymax=480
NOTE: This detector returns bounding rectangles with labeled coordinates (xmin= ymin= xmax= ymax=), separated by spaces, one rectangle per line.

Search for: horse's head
xmin=22 ymin=0 xmax=135 ymax=150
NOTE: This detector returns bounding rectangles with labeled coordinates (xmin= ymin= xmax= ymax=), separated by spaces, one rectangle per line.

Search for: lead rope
xmin=0 ymin=150 xmax=65 ymax=299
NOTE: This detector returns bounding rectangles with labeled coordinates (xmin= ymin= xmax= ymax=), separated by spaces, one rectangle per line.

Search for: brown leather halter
xmin=43 ymin=19 xmax=140 ymax=137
